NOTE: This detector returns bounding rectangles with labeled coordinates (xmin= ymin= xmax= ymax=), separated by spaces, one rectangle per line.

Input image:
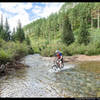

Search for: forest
xmin=0 ymin=2 xmax=100 ymax=65
xmin=23 ymin=2 xmax=100 ymax=56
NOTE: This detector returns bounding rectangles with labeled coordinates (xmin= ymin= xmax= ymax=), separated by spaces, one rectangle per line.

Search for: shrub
xmin=62 ymin=42 xmax=86 ymax=56
xmin=28 ymin=47 xmax=34 ymax=54
xmin=0 ymin=40 xmax=30 ymax=64
xmin=77 ymin=18 xmax=90 ymax=45
xmin=62 ymin=45 xmax=72 ymax=56
xmin=85 ymin=42 xmax=100 ymax=55
xmin=14 ymin=41 xmax=29 ymax=57
xmin=40 ymin=43 xmax=65 ymax=57
xmin=0 ymin=38 xmax=6 ymax=47
xmin=40 ymin=47 xmax=50 ymax=57
xmin=0 ymin=49 xmax=13 ymax=64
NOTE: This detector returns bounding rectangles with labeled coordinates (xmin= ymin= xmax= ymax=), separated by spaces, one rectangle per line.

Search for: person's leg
xmin=59 ymin=60 xmax=62 ymax=68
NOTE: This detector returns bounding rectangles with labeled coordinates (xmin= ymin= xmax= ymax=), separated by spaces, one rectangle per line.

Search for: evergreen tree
xmin=4 ymin=18 xmax=11 ymax=41
xmin=77 ymin=17 xmax=90 ymax=45
xmin=62 ymin=16 xmax=75 ymax=45
xmin=0 ymin=29 xmax=5 ymax=39
xmin=16 ymin=20 xmax=25 ymax=42
xmin=0 ymin=14 xmax=3 ymax=30
xmin=0 ymin=14 xmax=4 ymax=39
xmin=11 ymin=27 xmax=16 ymax=41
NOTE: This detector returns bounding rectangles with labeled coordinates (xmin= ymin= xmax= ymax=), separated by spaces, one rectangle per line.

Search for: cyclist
xmin=55 ymin=50 xmax=64 ymax=68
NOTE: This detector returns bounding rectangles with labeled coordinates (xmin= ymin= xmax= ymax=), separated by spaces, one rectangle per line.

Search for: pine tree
xmin=0 ymin=14 xmax=3 ymax=30
xmin=4 ymin=18 xmax=11 ymax=41
xmin=0 ymin=14 xmax=4 ymax=39
xmin=16 ymin=20 xmax=25 ymax=42
xmin=0 ymin=29 xmax=5 ymax=39
xmin=62 ymin=16 xmax=75 ymax=45
xmin=11 ymin=27 xmax=16 ymax=41
xmin=78 ymin=17 xmax=90 ymax=45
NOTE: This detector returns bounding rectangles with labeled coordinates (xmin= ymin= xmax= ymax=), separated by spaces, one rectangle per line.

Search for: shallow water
xmin=0 ymin=54 xmax=100 ymax=97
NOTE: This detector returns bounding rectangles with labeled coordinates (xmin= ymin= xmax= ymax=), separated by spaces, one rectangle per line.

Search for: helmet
xmin=55 ymin=50 xmax=59 ymax=53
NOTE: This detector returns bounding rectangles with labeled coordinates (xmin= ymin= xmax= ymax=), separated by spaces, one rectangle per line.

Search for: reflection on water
xmin=0 ymin=54 xmax=100 ymax=97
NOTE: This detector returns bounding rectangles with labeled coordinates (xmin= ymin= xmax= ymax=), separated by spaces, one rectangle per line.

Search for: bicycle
xmin=52 ymin=59 xmax=64 ymax=71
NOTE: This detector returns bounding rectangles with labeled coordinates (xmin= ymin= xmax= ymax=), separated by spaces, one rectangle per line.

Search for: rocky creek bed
xmin=0 ymin=54 xmax=100 ymax=97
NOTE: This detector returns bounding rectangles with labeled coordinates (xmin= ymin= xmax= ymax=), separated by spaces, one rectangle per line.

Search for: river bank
xmin=42 ymin=54 xmax=100 ymax=62
xmin=0 ymin=61 xmax=26 ymax=77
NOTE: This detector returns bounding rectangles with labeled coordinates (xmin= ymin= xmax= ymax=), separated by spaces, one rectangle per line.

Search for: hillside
xmin=23 ymin=2 xmax=100 ymax=56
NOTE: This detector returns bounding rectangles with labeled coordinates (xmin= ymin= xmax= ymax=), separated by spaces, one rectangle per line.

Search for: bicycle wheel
xmin=61 ymin=63 xmax=64 ymax=68
xmin=52 ymin=65 xmax=57 ymax=70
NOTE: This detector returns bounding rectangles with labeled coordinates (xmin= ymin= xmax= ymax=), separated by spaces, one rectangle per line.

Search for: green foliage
xmin=40 ymin=48 xmax=50 ymax=57
xmin=61 ymin=42 xmax=86 ymax=56
xmin=22 ymin=3 xmax=100 ymax=56
xmin=28 ymin=47 xmax=34 ymax=54
xmin=25 ymin=35 xmax=31 ymax=45
xmin=15 ymin=20 xmax=25 ymax=42
xmin=89 ymin=28 xmax=100 ymax=43
xmin=85 ymin=42 xmax=100 ymax=55
xmin=73 ymin=28 xmax=80 ymax=36
xmin=0 ymin=2 xmax=99 ymax=59
xmin=61 ymin=41 xmax=100 ymax=56
xmin=0 ymin=40 xmax=30 ymax=64
xmin=4 ymin=18 xmax=11 ymax=41
xmin=40 ymin=42 xmax=64 ymax=57
xmin=0 ymin=38 xmax=6 ymax=47
xmin=14 ymin=41 xmax=29 ymax=56
xmin=61 ymin=44 xmax=72 ymax=56
xmin=0 ymin=16 xmax=11 ymax=41
xmin=77 ymin=18 xmax=90 ymax=45
xmin=62 ymin=16 xmax=75 ymax=45
xmin=0 ymin=49 xmax=13 ymax=64
xmin=68 ymin=42 xmax=86 ymax=55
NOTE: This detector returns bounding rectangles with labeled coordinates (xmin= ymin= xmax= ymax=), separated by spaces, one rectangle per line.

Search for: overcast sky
xmin=0 ymin=2 xmax=64 ymax=31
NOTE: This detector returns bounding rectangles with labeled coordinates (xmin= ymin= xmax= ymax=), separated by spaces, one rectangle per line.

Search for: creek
xmin=0 ymin=54 xmax=99 ymax=97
